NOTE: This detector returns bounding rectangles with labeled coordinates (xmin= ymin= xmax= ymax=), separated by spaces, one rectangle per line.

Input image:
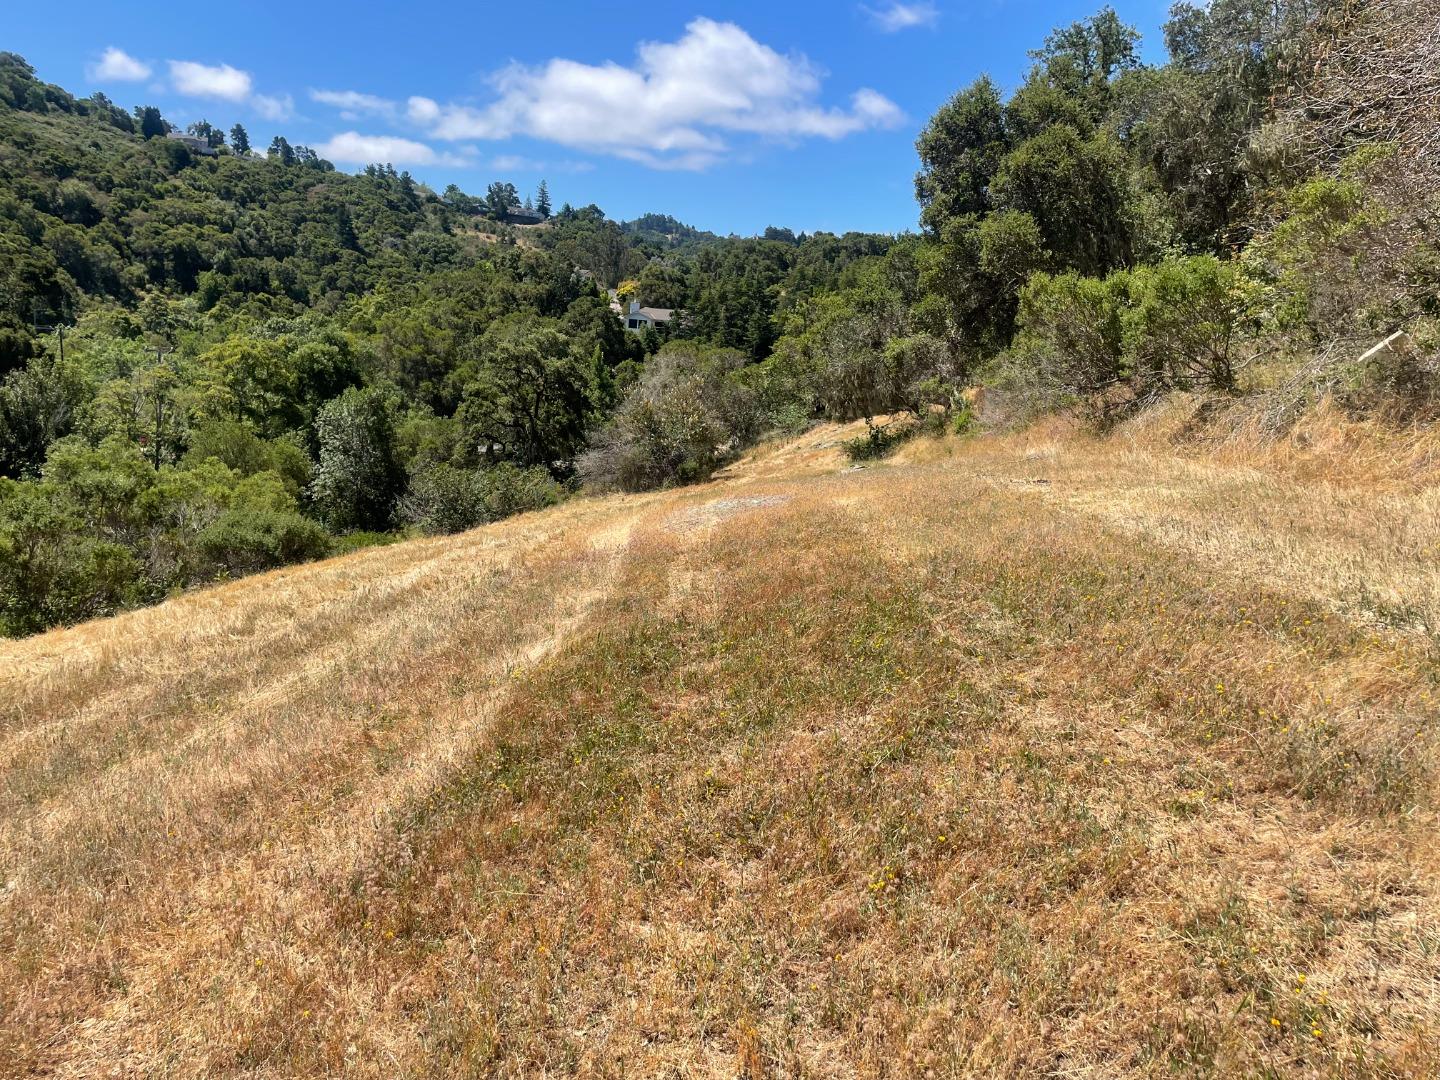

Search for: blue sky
xmin=6 ymin=0 xmax=1174 ymax=235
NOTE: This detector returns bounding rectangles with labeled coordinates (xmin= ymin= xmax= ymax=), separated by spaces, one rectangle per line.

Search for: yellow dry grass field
xmin=3 ymin=413 xmax=1439 ymax=1077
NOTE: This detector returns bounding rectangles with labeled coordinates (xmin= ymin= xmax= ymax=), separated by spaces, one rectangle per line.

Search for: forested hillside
xmin=2 ymin=0 xmax=1438 ymax=637
xmin=0 ymin=51 xmax=890 ymax=636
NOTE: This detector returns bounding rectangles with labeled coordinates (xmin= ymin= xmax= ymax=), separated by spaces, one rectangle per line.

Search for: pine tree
xmin=134 ymin=105 xmax=166 ymax=140
xmin=536 ymin=179 xmax=551 ymax=219
xmin=268 ymin=136 xmax=296 ymax=166
xmin=230 ymin=123 xmax=251 ymax=156
xmin=187 ymin=119 xmax=225 ymax=148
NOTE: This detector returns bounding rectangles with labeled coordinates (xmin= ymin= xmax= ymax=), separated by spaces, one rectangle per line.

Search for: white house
xmin=167 ymin=133 xmax=217 ymax=156
xmin=621 ymin=300 xmax=674 ymax=332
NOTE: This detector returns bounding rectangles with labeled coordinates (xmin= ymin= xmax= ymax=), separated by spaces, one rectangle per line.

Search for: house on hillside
xmin=621 ymin=300 xmax=674 ymax=332
xmin=167 ymin=133 xmax=217 ymax=156
xmin=502 ymin=205 xmax=545 ymax=225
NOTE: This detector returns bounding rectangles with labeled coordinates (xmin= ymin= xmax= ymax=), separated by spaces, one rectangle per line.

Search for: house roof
xmin=167 ymin=133 xmax=217 ymax=155
xmin=637 ymin=307 xmax=674 ymax=322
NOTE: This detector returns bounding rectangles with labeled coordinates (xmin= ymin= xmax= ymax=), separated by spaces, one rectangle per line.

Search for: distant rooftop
xmin=166 ymin=133 xmax=217 ymax=155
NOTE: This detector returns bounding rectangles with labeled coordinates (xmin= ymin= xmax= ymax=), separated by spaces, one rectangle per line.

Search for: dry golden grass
xmin=3 ymin=413 xmax=1439 ymax=1077
xmin=900 ymin=398 xmax=1440 ymax=636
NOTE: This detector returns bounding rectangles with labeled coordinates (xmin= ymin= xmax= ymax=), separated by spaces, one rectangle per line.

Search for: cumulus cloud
xmin=315 ymin=131 xmax=469 ymax=168
xmin=165 ymin=59 xmax=293 ymax=120
xmin=252 ymin=92 xmax=295 ymax=121
xmin=406 ymin=95 xmax=441 ymax=125
xmin=411 ymin=18 xmax=903 ymax=170
xmin=310 ymin=89 xmax=397 ymax=120
xmin=169 ymin=60 xmax=253 ymax=101
xmin=864 ymin=3 xmax=940 ymax=31
xmin=89 ymin=47 xmax=151 ymax=82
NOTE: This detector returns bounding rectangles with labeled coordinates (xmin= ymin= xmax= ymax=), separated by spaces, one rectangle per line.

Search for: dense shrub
xmin=766 ymin=257 xmax=964 ymax=428
xmin=1251 ymin=147 xmax=1438 ymax=339
xmin=1256 ymin=167 xmax=1382 ymax=336
xmin=0 ymin=435 xmax=321 ymax=633
xmin=0 ymin=354 xmax=88 ymax=479
xmin=578 ymin=346 xmax=760 ymax=492
xmin=400 ymin=463 xmax=489 ymax=535
xmin=1123 ymin=255 xmax=1261 ymax=393
xmin=310 ymin=387 xmax=405 ymax=532
xmin=1013 ymin=255 xmax=1261 ymax=421
xmin=183 ymin=421 xmax=312 ymax=496
xmin=843 ymin=420 xmax=918 ymax=461
xmin=0 ymin=479 xmax=138 ymax=635
xmin=196 ymin=508 xmax=331 ymax=576
xmin=479 ymin=462 xmax=566 ymax=520
xmin=1013 ymin=270 xmax=1129 ymax=413
xmin=400 ymin=461 xmax=564 ymax=535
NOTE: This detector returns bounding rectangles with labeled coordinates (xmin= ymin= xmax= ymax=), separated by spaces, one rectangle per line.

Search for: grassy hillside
xmin=3 ymin=416 xmax=1438 ymax=1076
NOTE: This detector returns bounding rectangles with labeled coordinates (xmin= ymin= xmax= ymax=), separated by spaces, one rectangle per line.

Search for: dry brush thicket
xmin=2 ymin=419 xmax=1439 ymax=1076
xmin=1292 ymin=0 xmax=1440 ymax=181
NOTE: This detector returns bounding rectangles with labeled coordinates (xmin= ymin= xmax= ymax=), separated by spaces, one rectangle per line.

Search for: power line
xmin=31 ymin=302 xmax=70 ymax=365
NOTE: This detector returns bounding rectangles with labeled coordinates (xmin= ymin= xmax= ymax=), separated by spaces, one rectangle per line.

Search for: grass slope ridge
xmin=2 ymin=418 xmax=1438 ymax=1075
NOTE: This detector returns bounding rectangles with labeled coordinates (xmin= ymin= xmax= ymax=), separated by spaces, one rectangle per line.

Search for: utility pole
xmin=31 ymin=303 xmax=68 ymax=365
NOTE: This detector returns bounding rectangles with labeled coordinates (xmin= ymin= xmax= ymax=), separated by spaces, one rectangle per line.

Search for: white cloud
xmin=164 ymin=58 xmax=293 ymax=120
xmin=310 ymin=89 xmax=396 ymax=120
xmin=852 ymin=88 xmax=906 ymax=126
xmin=490 ymin=154 xmax=546 ymax=172
xmin=89 ymin=47 xmax=151 ymax=83
xmin=412 ymin=18 xmax=903 ymax=170
xmin=252 ymin=92 xmax=295 ymax=121
xmin=864 ymin=3 xmax=940 ymax=32
xmin=486 ymin=155 xmax=593 ymax=174
xmin=407 ymin=95 xmax=441 ymax=125
xmin=169 ymin=60 xmax=253 ymax=101
xmin=316 ymin=131 xmax=469 ymax=168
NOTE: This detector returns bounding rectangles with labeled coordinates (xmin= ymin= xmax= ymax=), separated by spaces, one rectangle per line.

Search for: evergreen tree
xmin=186 ymin=120 xmax=225 ymax=148
xmin=484 ymin=181 xmax=520 ymax=219
xmin=229 ymin=123 xmax=251 ymax=155
xmin=536 ymin=180 xmax=552 ymax=219
xmin=268 ymin=136 xmax=296 ymax=166
xmin=134 ymin=105 xmax=166 ymax=140
xmin=442 ymin=184 xmax=479 ymax=214
xmin=914 ymin=77 xmax=1008 ymax=234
